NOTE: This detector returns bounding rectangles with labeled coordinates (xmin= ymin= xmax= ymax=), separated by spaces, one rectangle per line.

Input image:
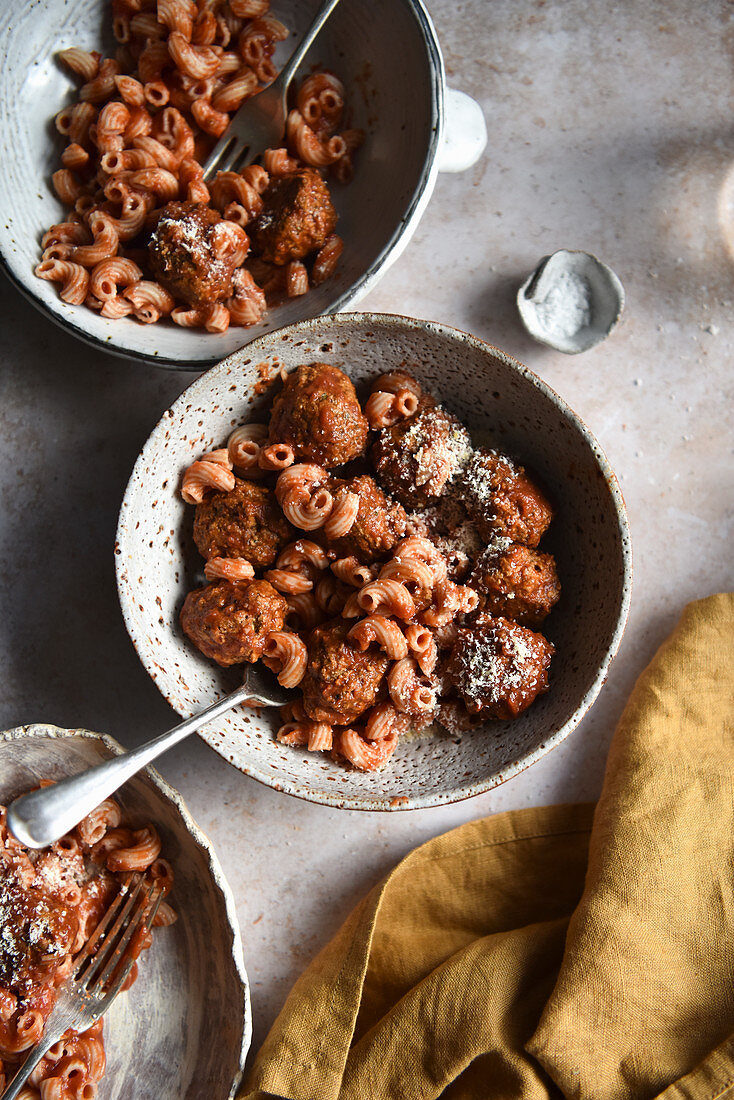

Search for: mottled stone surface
xmin=0 ymin=0 xmax=732 ymax=1063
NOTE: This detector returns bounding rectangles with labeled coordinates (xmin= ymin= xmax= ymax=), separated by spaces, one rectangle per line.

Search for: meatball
xmin=437 ymin=699 xmax=484 ymax=735
xmin=446 ymin=613 xmax=554 ymax=719
xmin=371 ymin=402 xmax=472 ymax=510
xmin=180 ymin=580 xmax=287 ymax=666
xmin=269 ymin=363 xmax=369 ymax=467
xmin=193 ymin=478 xmax=292 ymax=569
xmin=406 ymin=495 xmax=482 ymax=581
xmin=300 ymin=620 xmax=389 ymax=724
xmin=250 ymin=168 xmax=337 ymax=265
xmin=469 ymin=542 xmax=561 ymax=626
xmin=432 ymin=521 xmax=484 ymax=581
xmin=149 ymin=201 xmax=238 ymax=306
xmin=459 ymin=449 xmax=553 ymax=547
xmin=328 ymin=475 xmax=408 ymax=563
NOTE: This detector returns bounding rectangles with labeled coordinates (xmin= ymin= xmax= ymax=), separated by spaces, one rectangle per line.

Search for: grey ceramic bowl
xmin=0 ymin=725 xmax=250 ymax=1099
xmin=116 ymin=312 xmax=631 ymax=810
xmin=0 ymin=0 xmax=483 ymax=369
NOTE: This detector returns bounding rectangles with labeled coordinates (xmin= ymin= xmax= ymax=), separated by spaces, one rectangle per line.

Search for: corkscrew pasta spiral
xmin=357 ymin=579 xmax=416 ymax=621
xmin=36 ymin=1 xmax=361 ymax=331
xmin=181 ymin=456 xmax=235 ymax=504
xmin=204 ymin=557 xmax=255 ymax=582
xmin=323 ymin=491 xmax=359 ymax=539
xmin=338 ymin=727 xmax=399 ymax=771
xmin=388 ymin=658 xmax=437 ymax=716
xmin=262 ymin=631 xmax=308 ymax=687
xmin=0 ymin=792 xmax=175 ymax=1095
xmin=348 ymin=616 xmax=409 ymax=660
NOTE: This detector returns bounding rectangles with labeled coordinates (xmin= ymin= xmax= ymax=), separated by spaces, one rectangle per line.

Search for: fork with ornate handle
xmin=6 ymin=664 xmax=293 ymax=851
xmin=2 ymin=875 xmax=164 ymax=1100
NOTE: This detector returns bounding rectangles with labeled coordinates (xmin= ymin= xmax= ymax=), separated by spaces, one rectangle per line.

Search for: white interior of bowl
xmin=116 ymin=313 xmax=632 ymax=811
xmin=0 ymin=0 xmax=442 ymax=367
xmin=518 ymin=249 xmax=625 ymax=354
xmin=0 ymin=726 xmax=250 ymax=1099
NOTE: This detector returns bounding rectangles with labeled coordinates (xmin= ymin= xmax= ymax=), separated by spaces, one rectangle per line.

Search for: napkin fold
xmin=240 ymin=593 xmax=734 ymax=1100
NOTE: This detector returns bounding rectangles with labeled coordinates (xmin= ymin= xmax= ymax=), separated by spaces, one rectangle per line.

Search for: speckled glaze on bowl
xmin=0 ymin=0 xmax=445 ymax=369
xmin=115 ymin=313 xmax=632 ymax=811
xmin=0 ymin=725 xmax=250 ymax=1099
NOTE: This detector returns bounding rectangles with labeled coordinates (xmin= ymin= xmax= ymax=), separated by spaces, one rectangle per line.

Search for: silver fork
xmin=1 ymin=875 xmax=164 ymax=1100
xmin=7 ymin=664 xmax=294 ymax=851
xmin=202 ymin=0 xmax=343 ymax=179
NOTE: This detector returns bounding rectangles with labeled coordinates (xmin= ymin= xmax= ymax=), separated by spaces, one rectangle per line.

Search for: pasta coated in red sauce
xmin=0 ymin=796 xmax=175 ymax=1097
xmin=179 ymin=363 xmax=562 ymax=772
xmin=34 ymin=2 xmax=364 ymax=332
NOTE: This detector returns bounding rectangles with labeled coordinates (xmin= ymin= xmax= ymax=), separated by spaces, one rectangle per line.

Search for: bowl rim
xmin=116 ymin=310 xmax=633 ymax=811
xmin=0 ymin=0 xmax=445 ymax=371
xmin=0 ymin=722 xmax=252 ymax=1097
xmin=516 ymin=248 xmax=626 ymax=355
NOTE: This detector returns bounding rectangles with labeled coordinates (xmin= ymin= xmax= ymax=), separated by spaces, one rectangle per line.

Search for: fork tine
xmin=202 ymin=133 xmax=240 ymax=180
xmin=70 ymin=874 xmax=144 ymax=978
xmin=90 ymin=882 xmax=163 ymax=993
xmin=95 ymin=886 xmax=165 ymax=1002
xmin=74 ymin=876 xmax=146 ymax=987
xmin=230 ymin=145 xmax=258 ymax=173
xmin=208 ymin=141 xmax=251 ymax=179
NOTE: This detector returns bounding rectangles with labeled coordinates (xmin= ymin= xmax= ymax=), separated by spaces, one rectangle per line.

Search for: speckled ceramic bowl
xmin=0 ymin=725 xmax=250 ymax=1099
xmin=0 ymin=0 xmax=483 ymax=369
xmin=116 ymin=313 xmax=632 ymax=810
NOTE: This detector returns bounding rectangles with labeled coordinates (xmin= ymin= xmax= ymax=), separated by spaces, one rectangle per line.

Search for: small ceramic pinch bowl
xmin=517 ymin=249 xmax=625 ymax=354
xmin=0 ymin=724 xmax=251 ymax=1100
xmin=0 ymin=0 xmax=485 ymax=369
xmin=116 ymin=312 xmax=632 ymax=811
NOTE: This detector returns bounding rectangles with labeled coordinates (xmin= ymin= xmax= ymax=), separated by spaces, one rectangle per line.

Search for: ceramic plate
xmin=0 ymin=725 xmax=250 ymax=1099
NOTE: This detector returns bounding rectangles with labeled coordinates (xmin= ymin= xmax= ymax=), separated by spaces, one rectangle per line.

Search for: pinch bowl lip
xmin=116 ymin=311 xmax=633 ymax=812
xmin=517 ymin=248 xmax=626 ymax=355
xmin=0 ymin=0 xmax=444 ymax=369
xmin=0 ymin=723 xmax=251 ymax=1098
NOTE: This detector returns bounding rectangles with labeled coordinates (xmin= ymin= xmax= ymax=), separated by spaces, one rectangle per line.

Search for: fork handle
xmin=275 ymin=0 xmax=344 ymax=91
xmin=2 ymin=1034 xmax=56 ymax=1100
xmin=6 ymin=681 xmax=253 ymax=850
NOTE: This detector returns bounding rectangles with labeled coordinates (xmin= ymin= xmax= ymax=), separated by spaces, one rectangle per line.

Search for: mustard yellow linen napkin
xmin=240 ymin=593 xmax=734 ymax=1100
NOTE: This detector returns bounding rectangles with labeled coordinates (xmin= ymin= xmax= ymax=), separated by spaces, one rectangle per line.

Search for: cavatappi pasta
xmin=179 ymin=364 xmax=562 ymax=771
xmin=0 ymin=794 xmax=175 ymax=1098
xmin=35 ymin=0 xmax=363 ymax=332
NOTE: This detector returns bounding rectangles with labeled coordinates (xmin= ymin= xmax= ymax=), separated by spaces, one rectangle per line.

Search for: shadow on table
xmin=0 ymin=279 xmax=196 ymax=752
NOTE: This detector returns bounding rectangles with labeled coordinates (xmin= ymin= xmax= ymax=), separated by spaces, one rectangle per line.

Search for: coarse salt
xmin=533 ymin=270 xmax=592 ymax=339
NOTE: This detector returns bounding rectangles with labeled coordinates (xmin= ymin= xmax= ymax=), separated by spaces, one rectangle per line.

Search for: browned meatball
xmin=406 ymin=494 xmax=482 ymax=581
xmin=269 ymin=363 xmax=369 ymax=467
xmin=371 ymin=402 xmax=472 ymax=510
xmin=193 ymin=479 xmax=292 ymax=569
xmin=250 ymin=169 xmax=337 ymax=265
xmin=300 ymin=620 xmax=389 ymax=724
xmin=469 ymin=542 xmax=561 ymax=626
xmin=180 ymin=580 xmax=287 ymax=666
xmin=437 ymin=699 xmax=484 ymax=735
xmin=149 ymin=202 xmax=238 ymax=306
xmin=328 ymin=475 xmax=408 ymax=563
xmin=446 ymin=612 xmax=554 ymax=719
xmin=459 ymin=449 xmax=552 ymax=547
xmin=431 ymin=522 xmax=483 ymax=581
